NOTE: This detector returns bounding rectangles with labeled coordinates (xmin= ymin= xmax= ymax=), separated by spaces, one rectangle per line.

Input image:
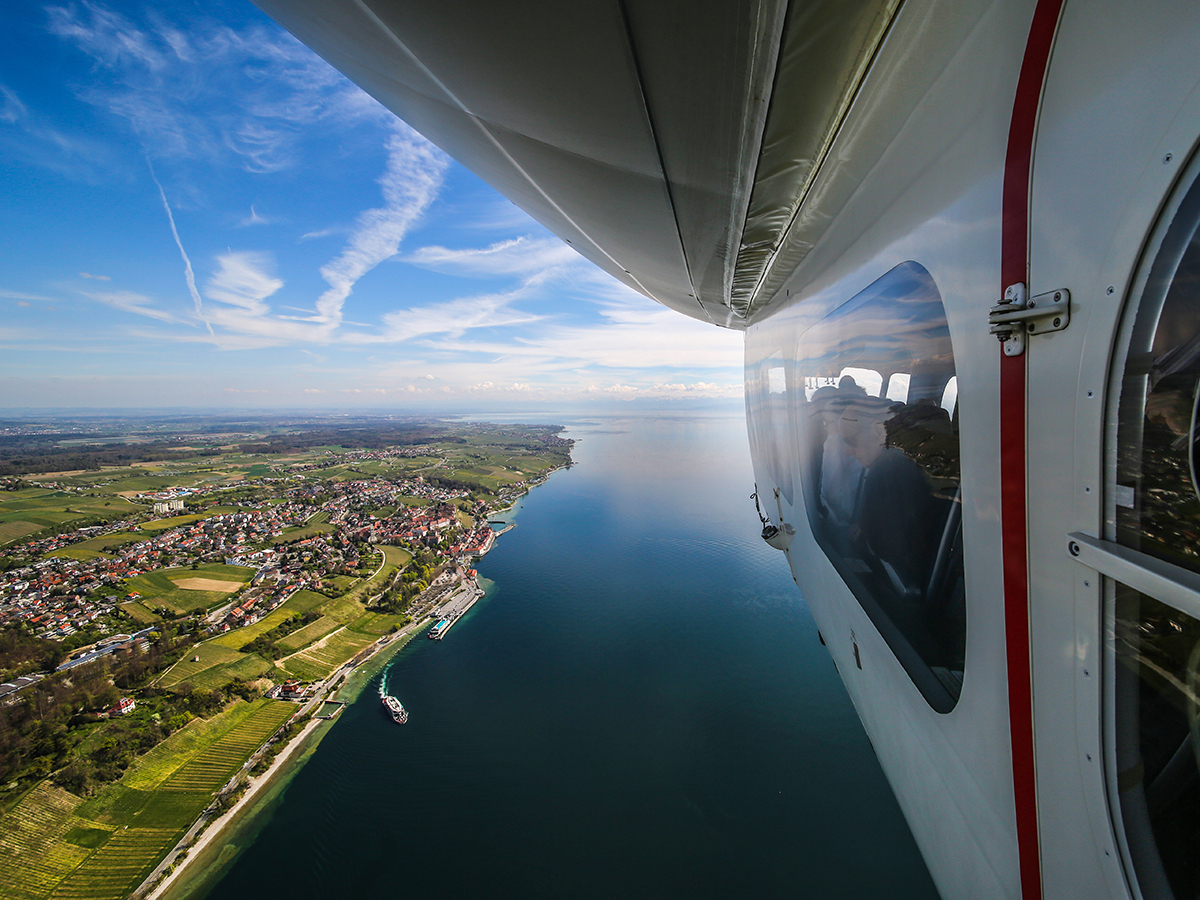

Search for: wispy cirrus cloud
xmin=418 ymin=289 xmax=742 ymax=373
xmin=149 ymin=167 xmax=207 ymax=329
xmin=405 ymin=236 xmax=578 ymax=278
xmin=369 ymin=287 xmax=544 ymax=344
xmin=145 ymin=124 xmax=450 ymax=346
xmin=299 ymin=228 xmax=338 ymax=242
xmin=0 ymin=81 xmax=126 ymax=182
xmin=237 ymin=205 xmax=271 ymax=227
xmin=313 ymin=125 xmax=447 ymax=332
xmin=205 ymin=252 xmax=282 ymax=317
xmin=46 ymin=3 xmax=389 ymax=173
xmin=82 ymin=289 xmax=184 ymax=323
xmin=0 ymin=85 xmax=26 ymax=123
xmin=0 ymin=289 xmax=57 ymax=302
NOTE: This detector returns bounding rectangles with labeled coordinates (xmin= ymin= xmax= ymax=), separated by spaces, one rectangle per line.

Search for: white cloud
xmin=82 ymin=290 xmax=183 ymax=323
xmin=0 ymin=289 xmax=56 ymax=302
xmin=299 ymin=228 xmax=338 ymax=242
xmin=139 ymin=124 xmax=450 ymax=348
xmin=370 ymin=287 xmax=542 ymax=344
xmin=314 ymin=124 xmax=447 ymax=331
xmin=406 ymin=236 xmax=578 ymax=278
xmin=79 ymin=272 xmax=110 ymax=280
xmin=237 ymin=205 xmax=271 ymax=227
xmin=204 ymin=252 xmax=282 ymax=315
xmin=424 ymin=294 xmax=742 ymax=372
xmin=150 ymin=168 xmax=207 ymax=329
xmin=46 ymin=4 xmax=392 ymax=173
xmin=0 ymin=85 xmax=26 ymax=124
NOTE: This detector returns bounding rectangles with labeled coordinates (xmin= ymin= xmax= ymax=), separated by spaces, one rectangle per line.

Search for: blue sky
xmin=0 ymin=0 xmax=743 ymax=411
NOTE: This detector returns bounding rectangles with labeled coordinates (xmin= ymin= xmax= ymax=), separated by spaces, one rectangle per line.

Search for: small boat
xmin=382 ymin=694 xmax=408 ymax=724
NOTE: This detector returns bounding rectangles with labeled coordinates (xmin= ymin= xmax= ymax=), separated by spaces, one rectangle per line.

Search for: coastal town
xmin=0 ymin=417 xmax=573 ymax=900
xmin=0 ymin=473 xmax=501 ymax=642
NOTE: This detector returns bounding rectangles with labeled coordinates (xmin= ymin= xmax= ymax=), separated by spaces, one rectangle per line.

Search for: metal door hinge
xmin=989 ymin=283 xmax=1071 ymax=356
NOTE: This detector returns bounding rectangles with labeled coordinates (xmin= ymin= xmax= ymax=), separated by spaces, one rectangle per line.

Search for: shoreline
xmin=140 ymin=622 xmax=424 ymax=900
xmin=136 ymin=463 xmax=567 ymax=899
xmin=142 ymin=713 xmax=326 ymax=900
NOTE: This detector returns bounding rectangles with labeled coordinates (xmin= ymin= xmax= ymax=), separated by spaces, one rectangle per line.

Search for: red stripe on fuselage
xmin=1001 ymin=2 xmax=1064 ymax=898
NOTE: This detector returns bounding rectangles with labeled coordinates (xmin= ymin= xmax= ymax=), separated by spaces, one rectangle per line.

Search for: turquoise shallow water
xmin=184 ymin=414 xmax=938 ymax=899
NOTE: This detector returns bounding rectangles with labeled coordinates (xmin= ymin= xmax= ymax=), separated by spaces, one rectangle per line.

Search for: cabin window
xmin=795 ymin=261 xmax=964 ymax=712
xmin=1111 ymin=162 xmax=1200 ymax=898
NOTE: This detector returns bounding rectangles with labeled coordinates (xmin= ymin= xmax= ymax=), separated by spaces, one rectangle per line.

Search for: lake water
xmin=177 ymin=413 xmax=939 ymax=899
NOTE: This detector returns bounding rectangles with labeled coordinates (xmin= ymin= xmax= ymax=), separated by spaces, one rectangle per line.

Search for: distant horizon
xmin=0 ymin=398 xmax=746 ymax=419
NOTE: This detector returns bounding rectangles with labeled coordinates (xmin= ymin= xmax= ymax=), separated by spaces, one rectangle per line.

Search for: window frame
xmin=1098 ymin=148 xmax=1200 ymax=900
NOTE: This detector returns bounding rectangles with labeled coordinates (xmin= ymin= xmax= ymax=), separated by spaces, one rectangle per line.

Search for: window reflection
xmin=1114 ymin=586 xmax=1200 ymax=899
xmin=797 ymin=262 xmax=964 ymax=711
xmin=1117 ymin=171 xmax=1200 ymax=574
xmin=1113 ymin=164 xmax=1200 ymax=900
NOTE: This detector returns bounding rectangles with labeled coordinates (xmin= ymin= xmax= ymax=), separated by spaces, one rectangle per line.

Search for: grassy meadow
xmin=123 ymin=564 xmax=254 ymax=616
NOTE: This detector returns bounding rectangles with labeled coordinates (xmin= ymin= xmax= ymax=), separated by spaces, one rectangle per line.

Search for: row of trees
xmin=240 ymin=610 xmax=321 ymax=660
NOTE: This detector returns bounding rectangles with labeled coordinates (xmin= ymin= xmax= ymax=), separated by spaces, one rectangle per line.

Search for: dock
xmin=428 ymin=580 xmax=485 ymax=640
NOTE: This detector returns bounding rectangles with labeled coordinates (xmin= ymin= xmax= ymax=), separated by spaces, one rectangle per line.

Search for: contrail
xmin=147 ymin=161 xmax=212 ymax=334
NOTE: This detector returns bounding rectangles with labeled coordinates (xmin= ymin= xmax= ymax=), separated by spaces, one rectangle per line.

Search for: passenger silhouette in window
xmin=809 ymin=378 xmax=867 ymax=532
xmin=840 ymin=396 xmax=942 ymax=598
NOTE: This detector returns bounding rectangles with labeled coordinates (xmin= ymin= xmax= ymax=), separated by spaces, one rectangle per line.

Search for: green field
xmin=157 ymin=643 xmax=269 ymax=692
xmin=0 ymin=783 xmax=98 ymax=900
xmin=49 ymin=533 xmax=142 ymax=561
xmin=0 ymin=520 xmax=44 ymax=545
xmin=315 ymin=594 xmax=367 ymax=624
xmin=279 ymin=628 xmax=375 ymax=681
xmin=118 ymin=602 xmax=162 ymax=625
xmin=0 ymin=489 xmax=132 ymax=545
xmin=137 ymin=506 xmax=240 ymax=532
xmin=350 ymin=611 xmax=411 ymax=635
xmin=0 ymin=699 xmax=300 ymax=900
xmin=269 ymin=521 xmax=335 ymax=545
xmin=209 ymin=589 xmax=328 ymax=650
xmin=123 ymin=564 xmax=254 ymax=615
xmin=274 ymin=616 xmax=342 ymax=652
xmin=156 ymin=701 xmax=293 ymax=793
xmin=119 ymin=700 xmax=262 ymax=790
